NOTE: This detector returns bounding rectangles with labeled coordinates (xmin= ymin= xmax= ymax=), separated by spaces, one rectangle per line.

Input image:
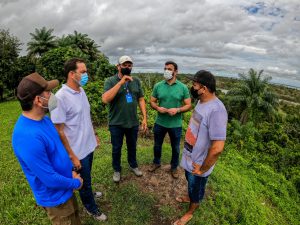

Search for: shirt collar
xmin=164 ymin=79 xmax=178 ymax=85
xmin=62 ymin=84 xmax=81 ymax=94
xmin=116 ymin=73 xmax=122 ymax=80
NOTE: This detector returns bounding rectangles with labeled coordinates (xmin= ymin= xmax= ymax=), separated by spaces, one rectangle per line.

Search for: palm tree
xmin=27 ymin=27 xmax=57 ymax=57
xmin=227 ymin=69 xmax=279 ymax=124
xmin=58 ymin=31 xmax=100 ymax=60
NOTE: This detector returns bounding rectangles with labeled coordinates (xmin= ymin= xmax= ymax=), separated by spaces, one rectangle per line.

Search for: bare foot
xmin=175 ymin=195 xmax=190 ymax=203
xmin=173 ymin=213 xmax=193 ymax=225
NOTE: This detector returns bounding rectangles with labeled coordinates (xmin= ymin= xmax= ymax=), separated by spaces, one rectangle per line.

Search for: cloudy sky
xmin=1 ymin=0 xmax=300 ymax=87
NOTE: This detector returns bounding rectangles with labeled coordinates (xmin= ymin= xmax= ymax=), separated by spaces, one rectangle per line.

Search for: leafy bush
xmin=88 ymin=54 xmax=117 ymax=80
xmin=36 ymin=47 xmax=116 ymax=83
xmin=83 ymin=80 xmax=108 ymax=125
xmin=225 ymin=118 xmax=300 ymax=193
xmin=202 ymin=145 xmax=300 ymax=225
xmin=36 ymin=47 xmax=87 ymax=82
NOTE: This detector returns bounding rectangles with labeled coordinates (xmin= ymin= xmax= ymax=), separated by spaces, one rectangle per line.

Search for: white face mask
xmin=163 ymin=70 xmax=173 ymax=80
xmin=39 ymin=93 xmax=58 ymax=112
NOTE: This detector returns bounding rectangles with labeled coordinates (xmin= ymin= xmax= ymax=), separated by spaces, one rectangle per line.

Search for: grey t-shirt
xmin=180 ymin=97 xmax=228 ymax=177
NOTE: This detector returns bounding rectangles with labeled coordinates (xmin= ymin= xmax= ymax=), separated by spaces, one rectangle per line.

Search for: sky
xmin=1 ymin=0 xmax=300 ymax=87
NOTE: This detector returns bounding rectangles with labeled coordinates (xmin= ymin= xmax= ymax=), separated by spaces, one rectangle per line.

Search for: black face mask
xmin=190 ymin=87 xmax=200 ymax=99
xmin=121 ymin=67 xmax=132 ymax=75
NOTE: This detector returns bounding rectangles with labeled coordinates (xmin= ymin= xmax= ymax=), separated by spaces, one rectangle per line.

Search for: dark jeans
xmin=185 ymin=170 xmax=209 ymax=203
xmin=79 ymin=152 xmax=99 ymax=214
xmin=109 ymin=125 xmax=139 ymax=172
xmin=153 ymin=123 xmax=182 ymax=170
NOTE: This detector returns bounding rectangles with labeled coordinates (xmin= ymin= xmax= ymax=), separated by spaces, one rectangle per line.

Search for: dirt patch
xmin=123 ymin=164 xmax=187 ymax=209
xmin=120 ymin=164 xmax=186 ymax=224
xmin=121 ymin=164 xmax=213 ymax=224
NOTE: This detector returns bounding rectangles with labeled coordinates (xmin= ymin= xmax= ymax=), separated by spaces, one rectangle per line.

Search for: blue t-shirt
xmin=12 ymin=115 xmax=81 ymax=207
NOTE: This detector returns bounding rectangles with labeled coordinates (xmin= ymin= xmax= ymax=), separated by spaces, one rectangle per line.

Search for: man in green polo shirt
xmin=149 ymin=61 xmax=191 ymax=178
xmin=102 ymin=55 xmax=147 ymax=182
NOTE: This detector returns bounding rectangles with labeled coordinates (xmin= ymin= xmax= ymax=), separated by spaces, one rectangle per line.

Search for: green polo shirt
xmin=103 ymin=75 xmax=144 ymax=128
xmin=152 ymin=79 xmax=190 ymax=128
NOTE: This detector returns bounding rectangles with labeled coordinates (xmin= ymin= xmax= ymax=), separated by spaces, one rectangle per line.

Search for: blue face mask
xmin=79 ymin=73 xmax=88 ymax=86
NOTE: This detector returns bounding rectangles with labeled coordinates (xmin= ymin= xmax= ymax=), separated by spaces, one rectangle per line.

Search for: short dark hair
xmin=165 ymin=61 xmax=178 ymax=71
xmin=19 ymin=99 xmax=34 ymax=111
xmin=193 ymin=70 xmax=216 ymax=93
xmin=64 ymin=58 xmax=85 ymax=79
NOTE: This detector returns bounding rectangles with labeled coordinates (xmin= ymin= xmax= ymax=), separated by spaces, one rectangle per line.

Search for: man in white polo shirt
xmin=50 ymin=58 xmax=107 ymax=221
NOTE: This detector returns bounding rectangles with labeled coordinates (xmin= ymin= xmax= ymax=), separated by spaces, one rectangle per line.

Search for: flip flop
xmin=175 ymin=196 xmax=190 ymax=203
xmin=173 ymin=214 xmax=193 ymax=225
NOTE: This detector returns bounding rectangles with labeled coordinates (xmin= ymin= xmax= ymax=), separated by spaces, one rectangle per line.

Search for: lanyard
xmin=125 ymin=82 xmax=130 ymax=93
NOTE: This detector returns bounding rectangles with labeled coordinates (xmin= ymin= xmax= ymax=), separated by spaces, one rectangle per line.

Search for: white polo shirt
xmin=50 ymin=84 xmax=97 ymax=160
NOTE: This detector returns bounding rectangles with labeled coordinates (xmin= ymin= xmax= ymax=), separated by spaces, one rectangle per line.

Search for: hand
xmin=192 ymin=162 xmax=204 ymax=175
xmin=72 ymin=171 xmax=83 ymax=190
xmin=71 ymin=155 xmax=81 ymax=171
xmin=141 ymin=118 xmax=148 ymax=133
xmin=167 ymin=108 xmax=178 ymax=116
xmin=157 ymin=107 xmax=168 ymax=114
xmin=119 ymin=75 xmax=133 ymax=85
xmin=95 ymin=134 xmax=100 ymax=146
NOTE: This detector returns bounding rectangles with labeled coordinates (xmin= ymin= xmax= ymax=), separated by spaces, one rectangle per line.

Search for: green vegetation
xmin=1 ymin=101 xmax=299 ymax=224
xmin=27 ymin=27 xmax=57 ymax=58
xmin=0 ymin=28 xmax=116 ymax=101
xmin=0 ymin=29 xmax=22 ymax=100
xmin=216 ymin=75 xmax=300 ymax=104
xmin=0 ymin=27 xmax=299 ymax=224
xmin=226 ymin=69 xmax=278 ymax=124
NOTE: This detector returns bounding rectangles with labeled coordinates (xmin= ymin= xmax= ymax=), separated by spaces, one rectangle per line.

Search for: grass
xmin=1 ymin=101 xmax=299 ymax=225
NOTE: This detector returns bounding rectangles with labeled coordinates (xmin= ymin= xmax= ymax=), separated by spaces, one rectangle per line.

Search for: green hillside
xmin=1 ymin=100 xmax=299 ymax=225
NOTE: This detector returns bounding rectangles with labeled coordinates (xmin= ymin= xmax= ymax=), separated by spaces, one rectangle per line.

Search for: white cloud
xmin=225 ymin=43 xmax=267 ymax=55
xmin=0 ymin=0 xmax=299 ymax=86
xmin=266 ymin=66 xmax=297 ymax=75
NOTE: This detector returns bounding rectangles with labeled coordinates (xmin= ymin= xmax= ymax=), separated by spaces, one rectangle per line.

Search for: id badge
xmin=126 ymin=93 xmax=133 ymax=103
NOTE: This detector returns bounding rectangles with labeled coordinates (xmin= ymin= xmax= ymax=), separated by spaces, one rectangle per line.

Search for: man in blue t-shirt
xmin=174 ymin=70 xmax=228 ymax=225
xmin=12 ymin=73 xmax=83 ymax=225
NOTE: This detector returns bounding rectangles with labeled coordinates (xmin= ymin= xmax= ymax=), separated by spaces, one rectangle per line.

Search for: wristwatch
xmin=177 ymin=108 xmax=181 ymax=113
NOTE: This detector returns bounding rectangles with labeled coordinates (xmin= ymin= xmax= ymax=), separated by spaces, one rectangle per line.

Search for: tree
xmin=0 ymin=29 xmax=21 ymax=100
xmin=12 ymin=56 xmax=36 ymax=86
xmin=36 ymin=46 xmax=116 ymax=83
xmin=27 ymin=27 xmax=57 ymax=58
xmin=35 ymin=47 xmax=87 ymax=82
xmin=57 ymin=31 xmax=100 ymax=60
xmin=226 ymin=69 xmax=279 ymax=124
xmin=88 ymin=54 xmax=117 ymax=80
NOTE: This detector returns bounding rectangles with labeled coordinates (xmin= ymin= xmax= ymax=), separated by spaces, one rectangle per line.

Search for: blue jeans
xmin=109 ymin=125 xmax=139 ymax=172
xmin=185 ymin=170 xmax=209 ymax=203
xmin=153 ymin=123 xmax=182 ymax=170
xmin=79 ymin=152 xmax=100 ymax=214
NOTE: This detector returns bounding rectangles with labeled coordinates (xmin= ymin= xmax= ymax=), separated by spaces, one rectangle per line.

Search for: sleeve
xmin=152 ymin=83 xmax=158 ymax=98
xmin=208 ymin=110 xmax=228 ymax=140
xmin=103 ymin=78 xmax=113 ymax=92
xmin=20 ymin=137 xmax=81 ymax=190
xmin=136 ymin=78 xmax=144 ymax=98
xmin=183 ymin=85 xmax=190 ymax=99
xmin=50 ymin=95 xmax=66 ymax=124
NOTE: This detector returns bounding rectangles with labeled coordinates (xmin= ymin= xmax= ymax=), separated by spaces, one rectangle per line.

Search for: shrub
xmin=84 ymin=80 xmax=107 ymax=125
